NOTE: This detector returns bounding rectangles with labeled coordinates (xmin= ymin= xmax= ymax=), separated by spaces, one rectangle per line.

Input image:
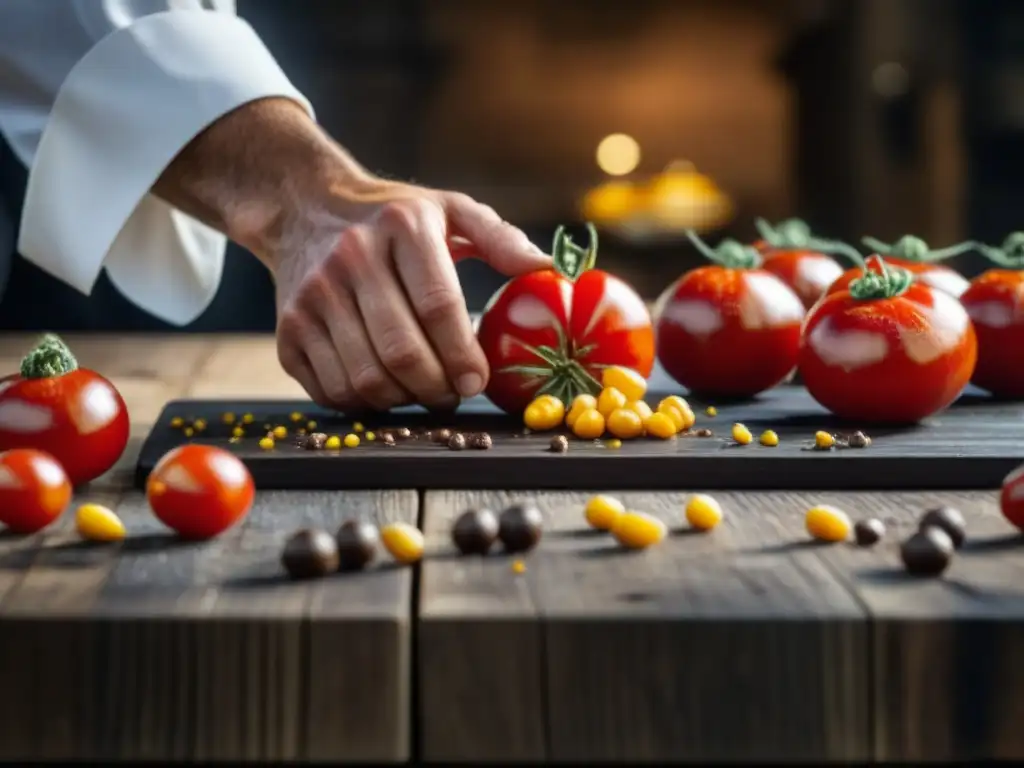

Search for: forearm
xmin=152 ymin=97 xmax=384 ymax=268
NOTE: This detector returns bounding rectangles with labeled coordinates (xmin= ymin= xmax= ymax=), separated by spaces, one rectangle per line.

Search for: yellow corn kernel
xmin=381 ymin=522 xmax=425 ymax=564
xmin=524 ymin=397 xmax=565 ymax=431
xmin=306 ymin=420 xmax=318 ymax=430
xmin=290 ymin=411 xmax=303 ymax=422
xmin=75 ymin=503 xmax=127 ymax=542
xmin=344 ymin=433 xmax=361 ymax=448
xmin=567 ymin=394 xmax=598 ymax=426
xmin=232 ymin=426 xmax=245 ymax=439
xmin=645 ymin=412 xmax=677 ymax=439
xmin=222 ymin=412 xmax=236 ymax=425
xmin=169 ymin=416 xmax=184 ymax=428
xmin=596 ymin=387 xmax=628 ymax=417
xmin=659 ymin=396 xmax=691 ymax=415
xmin=512 ymin=559 xmax=527 ymax=574
xmin=242 ymin=413 xmax=255 ymax=424
xmin=732 ymin=423 xmax=753 ymax=445
xmin=606 ymin=408 xmax=644 ymax=439
xmin=605 ymin=438 xmax=622 ymax=449
xmin=192 ymin=418 xmax=207 ymax=432
xmin=325 ymin=435 xmax=342 ymax=450
xmin=600 ymin=366 xmax=647 ymax=402
xmin=366 ymin=431 xmax=376 ymax=441
xmin=760 ymin=430 xmax=780 ymax=447
xmin=183 ymin=427 xmax=194 ymax=438
xmin=585 ymin=494 xmax=625 ymax=531
xmin=259 ymin=436 xmax=275 ymax=450
xmin=353 ymin=422 xmax=365 ymax=433
xmin=572 ymin=408 xmax=606 ymax=440
xmin=806 ymin=504 xmax=851 ymax=542
xmin=611 ymin=511 xmax=667 ymax=549
xmin=815 ymin=430 xmax=835 ymax=450
xmin=272 ymin=425 xmax=287 ymax=440
xmin=705 ymin=406 xmax=717 ymax=417
xmin=626 ymin=400 xmax=653 ymax=425
xmin=685 ymin=494 xmax=724 ymax=531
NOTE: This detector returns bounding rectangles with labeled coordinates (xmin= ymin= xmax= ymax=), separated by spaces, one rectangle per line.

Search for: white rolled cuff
xmin=17 ymin=10 xmax=314 ymax=326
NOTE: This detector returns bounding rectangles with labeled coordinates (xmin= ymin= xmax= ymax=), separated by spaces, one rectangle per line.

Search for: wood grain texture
xmin=800 ymin=490 xmax=1024 ymax=763
xmin=418 ymin=490 xmax=871 ymax=763
xmin=187 ymin=336 xmax=305 ymax=399
xmin=0 ymin=489 xmax=416 ymax=763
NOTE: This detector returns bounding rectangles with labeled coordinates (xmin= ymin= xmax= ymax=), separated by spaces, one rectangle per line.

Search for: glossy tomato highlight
xmin=961 ymin=233 xmax=1024 ymax=398
xmin=826 ymin=236 xmax=972 ymax=299
xmin=477 ymin=224 xmax=654 ymax=414
xmin=147 ymin=444 xmax=254 ymax=540
xmin=799 ymin=260 xmax=976 ymax=423
xmin=0 ymin=334 xmax=129 ymax=486
xmin=752 ymin=218 xmax=845 ymax=309
xmin=0 ymin=448 xmax=72 ymax=534
xmin=654 ymin=231 xmax=806 ymax=397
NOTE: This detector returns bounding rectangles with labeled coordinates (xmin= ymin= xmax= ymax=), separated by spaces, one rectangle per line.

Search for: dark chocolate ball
xmin=549 ymin=435 xmax=569 ymax=453
xmin=918 ymin=506 xmax=966 ymax=548
xmin=282 ymin=528 xmax=340 ymax=579
xmin=451 ymin=508 xmax=500 ymax=555
xmin=498 ymin=502 xmax=543 ymax=553
xmin=335 ymin=519 xmax=380 ymax=572
xmin=854 ymin=518 xmax=885 ymax=547
xmin=900 ymin=527 xmax=954 ymax=577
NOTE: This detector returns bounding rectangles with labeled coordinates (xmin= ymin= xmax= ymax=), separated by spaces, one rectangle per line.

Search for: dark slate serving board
xmin=136 ymin=380 xmax=1024 ymax=492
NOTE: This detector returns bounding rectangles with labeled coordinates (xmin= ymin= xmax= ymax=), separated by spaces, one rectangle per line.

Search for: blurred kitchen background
xmin=2 ymin=0 xmax=1020 ymax=331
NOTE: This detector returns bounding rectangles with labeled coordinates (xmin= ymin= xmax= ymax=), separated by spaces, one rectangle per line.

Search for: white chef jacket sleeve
xmin=16 ymin=10 xmax=313 ymax=326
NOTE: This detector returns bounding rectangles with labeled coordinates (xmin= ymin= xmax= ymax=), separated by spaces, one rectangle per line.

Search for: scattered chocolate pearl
xmin=448 ymin=433 xmax=467 ymax=451
xmin=854 ymin=518 xmax=885 ymax=547
xmin=335 ymin=520 xmax=380 ymax=572
xmin=847 ymin=430 xmax=872 ymax=448
xmin=305 ymin=432 xmax=327 ymax=450
xmin=451 ymin=508 xmax=500 ymax=555
xmin=695 ymin=428 xmax=714 ymax=438
xmin=281 ymin=529 xmax=340 ymax=580
xmin=381 ymin=433 xmax=396 ymax=446
xmin=900 ymin=527 xmax=954 ymax=577
xmin=918 ymin=505 xmax=966 ymax=549
xmin=433 ymin=428 xmax=453 ymax=444
xmin=549 ymin=435 xmax=569 ymax=453
xmin=469 ymin=432 xmax=493 ymax=450
xmin=498 ymin=502 xmax=544 ymax=553
xmin=393 ymin=427 xmax=412 ymax=440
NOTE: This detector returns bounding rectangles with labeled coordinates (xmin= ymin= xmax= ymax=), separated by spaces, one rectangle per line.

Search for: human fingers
xmin=276 ymin=311 xmax=343 ymax=409
xmin=336 ymin=220 xmax=458 ymax=407
xmin=441 ymin=192 xmax=551 ymax=276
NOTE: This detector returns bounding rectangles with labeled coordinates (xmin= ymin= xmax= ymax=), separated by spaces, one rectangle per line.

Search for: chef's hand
xmin=153 ymin=97 xmax=550 ymax=410
xmin=271 ymin=186 xmax=550 ymax=410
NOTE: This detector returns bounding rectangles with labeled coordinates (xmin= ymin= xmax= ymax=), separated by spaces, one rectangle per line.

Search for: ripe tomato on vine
xmin=825 ymin=235 xmax=973 ymax=299
xmin=476 ymin=224 xmax=654 ymax=414
xmin=751 ymin=218 xmax=845 ymax=309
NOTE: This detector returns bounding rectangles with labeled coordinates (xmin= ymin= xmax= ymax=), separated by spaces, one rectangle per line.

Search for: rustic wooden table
xmin=0 ymin=333 xmax=1020 ymax=764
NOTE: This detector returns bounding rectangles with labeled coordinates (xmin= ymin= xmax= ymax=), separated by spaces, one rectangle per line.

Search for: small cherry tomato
xmin=1000 ymin=462 xmax=1024 ymax=531
xmin=0 ymin=448 xmax=72 ymax=533
xmin=0 ymin=335 xmax=130 ymax=486
xmin=146 ymin=445 xmax=254 ymax=540
xmin=799 ymin=261 xmax=976 ymax=423
xmin=477 ymin=224 xmax=654 ymax=414
xmin=825 ymin=235 xmax=973 ymax=299
xmin=655 ymin=231 xmax=805 ymax=397
xmin=752 ymin=218 xmax=845 ymax=308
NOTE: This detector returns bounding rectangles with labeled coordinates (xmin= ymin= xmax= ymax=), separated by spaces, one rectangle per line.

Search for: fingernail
xmin=457 ymin=373 xmax=484 ymax=398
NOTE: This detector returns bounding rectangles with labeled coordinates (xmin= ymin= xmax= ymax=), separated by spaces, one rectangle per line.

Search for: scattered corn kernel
xmin=524 ymin=396 xmax=565 ymax=431
xmin=242 ymin=413 xmax=255 ymax=424
xmin=512 ymin=559 xmax=527 ymax=574
xmin=705 ymin=406 xmax=717 ymax=417
xmin=534 ymin=394 xmax=563 ymax=410
xmin=626 ymin=400 xmax=654 ymax=424
xmin=353 ymin=422 xmax=365 ymax=433
xmin=760 ymin=429 xmax=780 ymax=447
xmin=806 ymin=504 xmax=851 ymax=542
xmin=585 ymin=494 xmax=625 ymax=531
xmin=601 ymin=366 xmax=647 ymax=402
xmin=290 ymin=412 xmax=303 ymax=422
xmin=605 ymin=438 xmax=622 ymax=449
xmin=658 ymin=404 xmax=686 ymax=432
xmin=75 ymin=503 xmax=126 ymax=542
xmin=366 ymin=431 xmax=376 ymax=441
xmin=596 ymin=387 xmax=628 ymax=417
xmin=645 ymin=412 xmax=677 ymax=439
xmin=566 ymin=394 xmax=598 ymax=428
xmin=571 ymin=408 xmax=606 ymax=439
xmin=381 ymin=522 xmax=425 ymax=564
xmin=325 ymin=435 xmax=342 ymax=450
xmin=344 ymin=433 xmax=361 ymax=448
xmin=170 ymin=416 xmax=184 ymax=428
xmin=232 ymin=426 xmax=245 ymax=438
xmin=659 ymin=396 xmax=690 ymax=415
xmin=667 ymin=403 xmax=696 ymax=430
xmin=259 ymin=436 xmax=275 ymax=450
xmin=732 ymin=423 xmax=753 ymax=445
xmin=272 ymin=425 xmax=288 ymax=440
xmin=222 ymin=412 xmax=236 ymax=425
xmin=611 ymin=511 xmax=668 ymax=549
xmin=814 ymin=430 xmax=835 ymax=450
xmin=183 ymin=427 xmax=194 ymax=438
xmin=192 ymin=418 xmax=207 ymax=432
xmin=686 ymin=494 xmax=724 ymax=531
xmin=306 ymin=420 xmax=317 ymax=430
xmin=607 ymin=408 xmax=644 ymax=439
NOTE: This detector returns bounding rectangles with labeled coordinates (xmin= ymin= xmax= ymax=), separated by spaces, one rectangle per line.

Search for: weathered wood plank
xmin=0 ymin=489 xmax=415 ymax=763
xmin=187 ymin=336 xmax=305 ymax=399
xmin=804 ymin=490 xmax=1024 ymax=763
xmin=418 ymin=489 xmax=870 ymax=763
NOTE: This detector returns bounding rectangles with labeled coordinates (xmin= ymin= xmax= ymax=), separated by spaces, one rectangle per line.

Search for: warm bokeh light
xmin=596 ymin=133 xmax=641 ymax=176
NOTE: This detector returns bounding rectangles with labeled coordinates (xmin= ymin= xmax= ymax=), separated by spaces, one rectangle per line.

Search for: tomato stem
xmin=551 ymin=223 xmax=598 ymax=282
xmin=862 ymin=235 xmax=977 ymax=264
xmin=848 ymin=257 xmax=914 ymax=301
xmin=754 ymin=217 xmax=814 ymax=249
xmin=685 ymin=230 xmax=761 ymax=269
xmin=499 ymin=324 xmax=602 ymax=405
xmin=976 ymin=232 xmax=1024 ymax=269
xmin=20 ymin=333 xmax=79 ymax=379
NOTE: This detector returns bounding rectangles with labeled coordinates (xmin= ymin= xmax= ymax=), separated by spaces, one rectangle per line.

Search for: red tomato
xmin=959 ymin=270 xmax=1024 ymax=398
xmin=0 ymin=335 xmax=129 ymax=486
xmin=799 ymin=274 xmax=977 ymax=423
xmin=0 ymin=448 xmax=72 ymax=534
xmin=827 ymin=254 xmax=969 ymax=299
xmin=750 ymin=218 xmax=846 ymax=308
xmin=146 ymin=444 xmax=254 ymax=540
xmin=655 ymin=234 xmax=806 ymax=397
xmin=1000 ymin=463 xmax=1024 ymax=531
xmin=477 ymin=224 xmax=654 ymax=413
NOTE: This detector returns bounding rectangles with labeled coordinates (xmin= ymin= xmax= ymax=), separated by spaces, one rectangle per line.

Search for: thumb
xmin=441 ymin=192 xmax=551 ymax=276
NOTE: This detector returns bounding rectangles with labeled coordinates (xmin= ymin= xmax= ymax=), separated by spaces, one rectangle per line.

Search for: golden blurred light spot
xmin=596 ymin=133 xmax=641 ymax=176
